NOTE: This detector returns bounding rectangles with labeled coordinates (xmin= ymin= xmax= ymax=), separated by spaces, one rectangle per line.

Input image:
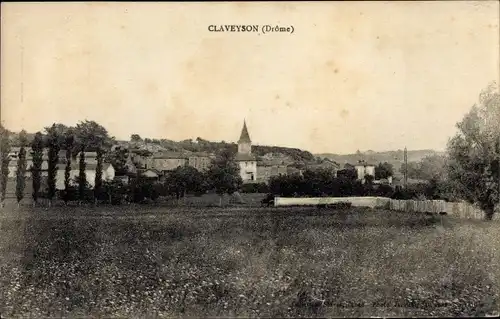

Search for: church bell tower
xmin=238 ymin=120 xmax=252 ymax=155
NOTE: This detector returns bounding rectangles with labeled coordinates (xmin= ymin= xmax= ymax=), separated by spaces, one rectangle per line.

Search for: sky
xmin=1 ymin=2 xmax=499 ymax=154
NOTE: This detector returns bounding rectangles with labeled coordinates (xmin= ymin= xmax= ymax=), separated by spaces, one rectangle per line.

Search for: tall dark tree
xmin=78 ymin=146 xmax=86 ymax=202
xmin=94 ymin=149 xmax=103 ymax=203
xmin=45 ymin=124 xmax=62 ymax=206
xmin=31 ymin=132 xmax=44 ymax=206
xmin=63 ymin=129 xmax=75 ymax=204
xmin=206 ymin=149 xmax=243 ymax=206
xmin=74 ymin=120 xmax=111 ymax=203
xmin=447 ymin=82 xmax=500 ymax=220
xmin=15 ymin=130 xmax=28 ymax=206
xmin=0 ymin=125 xmax=11 ymax=207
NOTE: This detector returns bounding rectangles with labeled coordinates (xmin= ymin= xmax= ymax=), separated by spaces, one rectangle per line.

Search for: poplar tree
xmin=78 ymin=145 xmax=86 ymax=203
xmin=94 ymin=149 xmax=103 ymax=204
xmin=64 ymin=130 xmax=74 ymax=204
xmin=46 ymin=124 xmax=61 ymax=207
xmin=0 ymin=125 xmax=11 ymax=208
xmin=31 ymin=132 xmax=44 ymax=206
xmin=15 ymin=130 xmax=28 ymax=206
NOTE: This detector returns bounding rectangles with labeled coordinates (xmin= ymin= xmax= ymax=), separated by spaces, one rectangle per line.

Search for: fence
xmin=274 ymin=196 xmax=499 ymax=221
xmin=389 ymin=199 xmax=447 ymax=214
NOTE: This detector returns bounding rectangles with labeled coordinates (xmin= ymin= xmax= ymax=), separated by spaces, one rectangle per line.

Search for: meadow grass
xmin=0 ymin=206 xmax=499 ymax=317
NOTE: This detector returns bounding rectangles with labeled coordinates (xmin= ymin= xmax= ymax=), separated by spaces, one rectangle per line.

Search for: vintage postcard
xmin=1 ymin=1 xmax=499 ymax=318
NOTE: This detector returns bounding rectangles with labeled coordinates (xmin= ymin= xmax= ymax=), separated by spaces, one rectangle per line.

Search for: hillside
xmin=3 ymin=127 xmax=315 ymax=163
xmin=123 ymin=137 xmax=315 ymax=162
xmin=316 ymin=149 xmax=446 ymax=174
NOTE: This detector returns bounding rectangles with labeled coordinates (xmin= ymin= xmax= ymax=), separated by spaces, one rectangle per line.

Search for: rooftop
xmin=235 ymin=153 xmax=257 ymax=162
xmin=152 ymin=152 xmax=188 ymax=159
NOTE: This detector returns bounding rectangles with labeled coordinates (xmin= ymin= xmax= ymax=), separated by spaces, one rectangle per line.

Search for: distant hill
xmin=315 ymin=149 xmax=446 ymax=175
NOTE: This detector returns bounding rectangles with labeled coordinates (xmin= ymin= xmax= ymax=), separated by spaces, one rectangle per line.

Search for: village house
xmin=139 ymin=168 xmax=163 ymax=181
xmin=6 ymin=148 xmax=115 ymax=191
xmin=187 ymin=152 xmax=214 ymax=171
xmin=235 ymin=120 xmax=258 ymax=183
xmin=145 ymin=152 xmax=188 ymax=173
xmin=55 ymin=162 xmax=115 ymax=190
xmin=257 ymin=159 xmax=288 ymax=183
xmin=354 ymin=160 xmax=376 ymax=182
xmin=127 ymin=148 xmax=215 ymax=179
xmin=305 ymin=158 xmax=340 ymax=176
xmin=75 ymin=151 xmax=99 ymax=164
xmin=7 ymin=150 xmax=49 ymax=178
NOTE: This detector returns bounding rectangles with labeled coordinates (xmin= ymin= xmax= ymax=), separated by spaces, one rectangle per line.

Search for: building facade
xmin=354 ymin=162 xmax=375 ymax=182
xmin=145 ymin=152 xmax=187 ymax=173
xmin=188 ymin=153 xmax=213 ymax=172
xmin=257 ymin=163 xmax=287 ymax=183
xmin=55 ymin=162 xmax=115 ymax=190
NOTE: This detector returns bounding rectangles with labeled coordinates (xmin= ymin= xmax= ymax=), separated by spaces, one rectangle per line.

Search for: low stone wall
xmin=274 ymin=196 xmax=499 ymax=220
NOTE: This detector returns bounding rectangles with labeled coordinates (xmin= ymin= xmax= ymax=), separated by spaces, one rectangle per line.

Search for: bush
xmin=269 ymin=173 xmax=368 ymax=198
xmin=240 ymin=182 xmax=269 ymax=193
xmin=376 ymin=184 xmax=395 ymax=197
xmin=127 ymin=178 xmax=162 ymax=203
xmin=390 ymin=182 xmax=448 ymax=200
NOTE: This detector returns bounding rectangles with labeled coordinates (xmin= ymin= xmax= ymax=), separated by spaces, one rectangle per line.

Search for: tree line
xmin=0 ymin=121 xmax=112 ymax=207
xmin=0 ymin=120 xmax=245 ymax=207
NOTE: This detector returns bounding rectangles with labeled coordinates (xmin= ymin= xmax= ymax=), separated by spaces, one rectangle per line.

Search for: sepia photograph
xmin=1 ymin=1 xmax=499 ymax=317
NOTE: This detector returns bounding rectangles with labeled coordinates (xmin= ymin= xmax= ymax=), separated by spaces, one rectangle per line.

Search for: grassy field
xmin=1 ymin=206 xmax=499 ymax=317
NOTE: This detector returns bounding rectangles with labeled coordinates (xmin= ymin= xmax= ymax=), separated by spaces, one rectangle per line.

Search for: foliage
xmin=0 ymin=125 xmax=11 ymax=204
xmin=446 ymin=82 xmax=500 ymax=220
xmin=400 ymin=155 xmax=447 ymax=181
xmin=103 ymin=179 xmax=127 ymax=204
xmin=45 ymin=124 xmax=62 ymax=202
xmin=130 ymin=134 xmax=142 ymax=142
xmin=127 ymin=177 xmax=161 ymax=203
xmin=75 ymin=120 xmax=112 ymax=152
xmin=336 ymin=168 xmax=357 ymax=180
xmin=31 ymin=132 xmax=44 ymax=204
xmin=94 ymin=150 xmax=103 ymax=201
xmin=105 ymin=147 xmax=128 ymax=175
xmin=268 ymin=170 xmax=389 ymax=198
xmin=375 ymin=162 xmax=394 ymax=179
xmin=15 ymin=146 xmax=27 ymax=204
xmin=206 ymin=149 xmax=243 ymax=198
xmin=63 ymin=130 xmax=75 ymax=203
xmin=78 ymin=148 xmax=86 ymax=201
xmin=165 ymin=166 xmax=206 ymax=199
xmin=240 ymin=182 xmax=270 ymax=193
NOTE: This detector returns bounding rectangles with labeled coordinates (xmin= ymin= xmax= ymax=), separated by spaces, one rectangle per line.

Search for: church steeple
xmin=237 ymin=120 xmax=252 ymax=155
xmin=238 ymin=120 xmax=251 ymax=144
